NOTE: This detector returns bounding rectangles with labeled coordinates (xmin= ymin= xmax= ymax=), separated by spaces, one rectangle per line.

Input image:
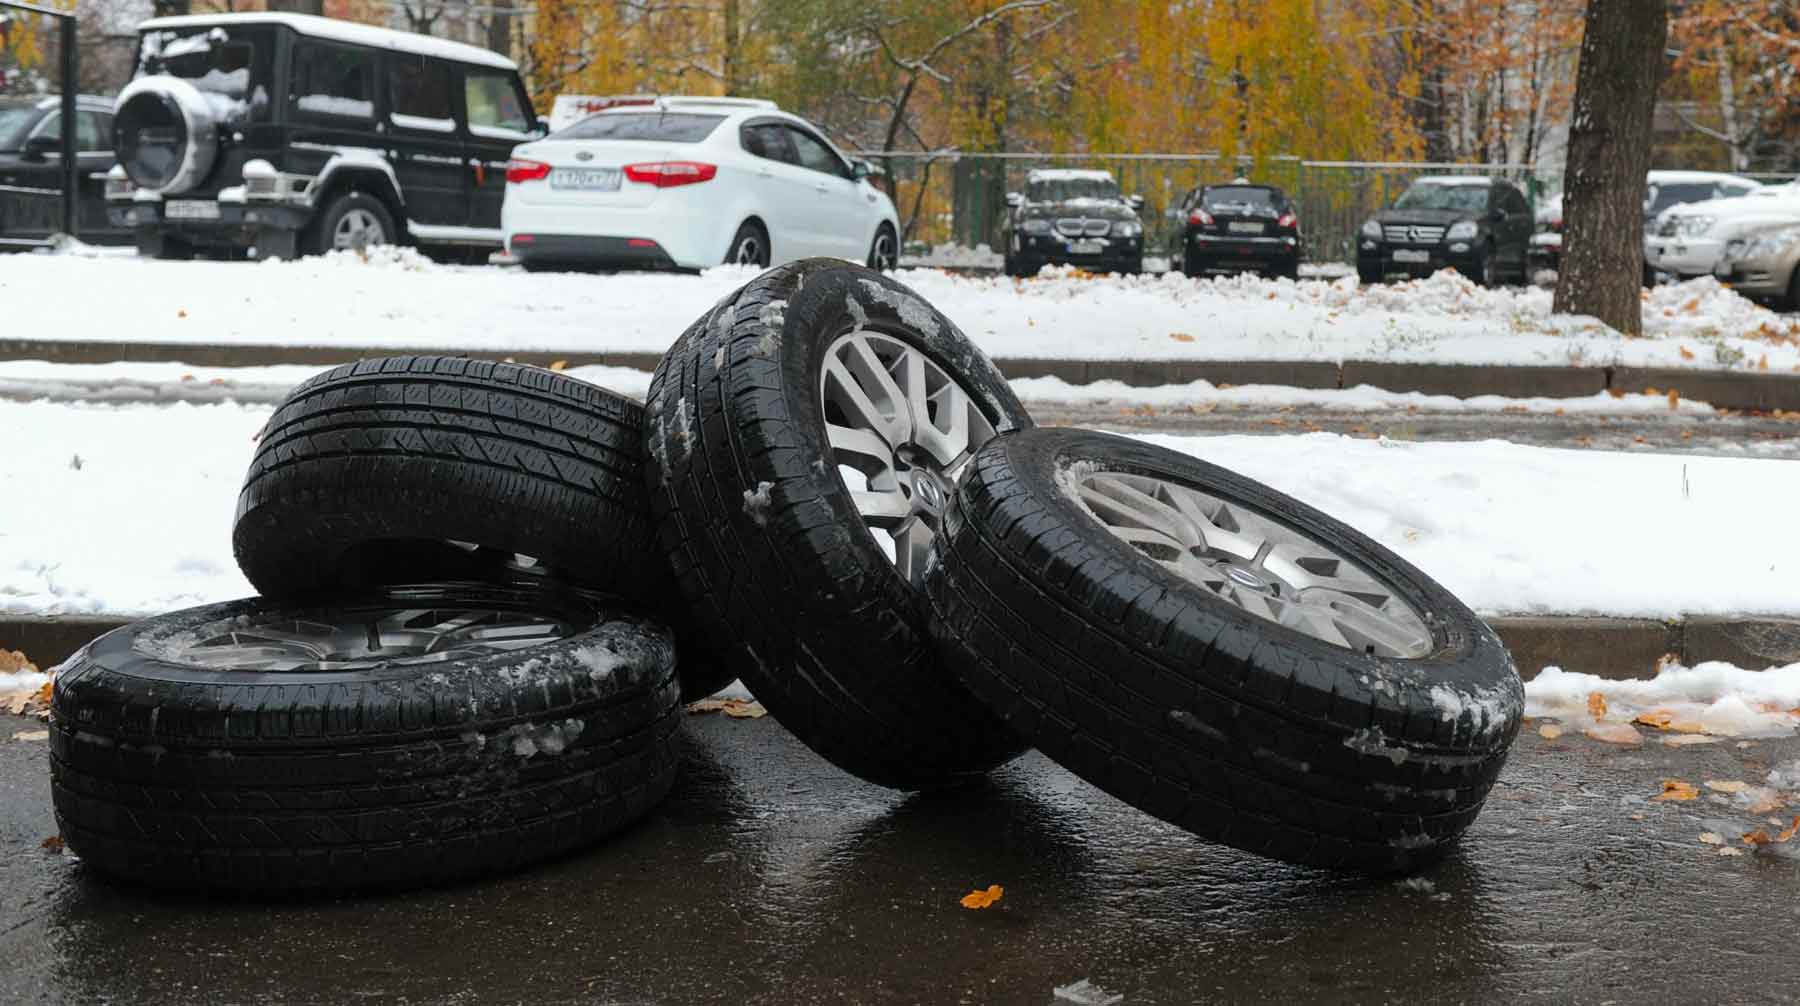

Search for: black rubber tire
xmin=49 ymin=582 xmax=682 ymax=895
xmin=1182 ymin=249 xmax=1205 ymax=278
xmin=724 ymin=221 xmax=769 ymax=268
xmin=135 ymin=228 xmax=193 ymax=261
xmin=1357 ymin=263 xmax=1383 ymax=285
xmin=231 ymin=356 xmax=735 ymax=703
xmin=924 ymin=427 xmax=1523 ymax=873
xmin=307 ymin=190 xmax=395 ymax=257
xmin=1786 ymin=266 xmax=1800 ymax=313
xmin=867 ymin=223 xmax=898 ymax=271
xmin=643 ymin=259 xmax=1032 ymax=788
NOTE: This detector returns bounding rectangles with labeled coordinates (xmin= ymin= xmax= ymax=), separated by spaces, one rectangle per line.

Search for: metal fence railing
xmin=853 ymin=152 xmax=1544 ymax=266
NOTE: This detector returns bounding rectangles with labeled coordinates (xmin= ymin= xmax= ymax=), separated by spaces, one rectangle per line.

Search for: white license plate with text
xmin=550 ymin=168 xmax=621 ymax=191
xmin=164 ymin=200 xmax=220 ymax=221
xmin=1068 ymin=239 xmax=1105 ymax=254
xmin=1393 ymin=249 xmax=1430 ymax=264
xmin=1227 ymin=222 xmax=1263 ymax=234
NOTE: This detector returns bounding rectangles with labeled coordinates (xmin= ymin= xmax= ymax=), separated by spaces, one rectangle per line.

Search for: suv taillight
xmin=624 ymin=161 xmax=717 ymax=187
xmin=506 ymin=159 xmax=551 ymax=184
xmin=1277 ymin=211 xmax=1297 ymax=229
xmin=1188 ymin=209 xmax=1214 ymax=227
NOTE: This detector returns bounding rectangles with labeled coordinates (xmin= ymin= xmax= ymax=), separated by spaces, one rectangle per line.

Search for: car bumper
xmin=1187 ymin=232 xmax=1299 ymax=268
xmin=1714 ymin=253 xmax=1795 ymax=298
xmin=108 ymin=198 xmax=309 ymax=247
xmin=503 ymin=200 xmax=717 ymax=269
xmin=507 ymin=233 xmax=679 ymax=270
xmin=1011 ymin=233 xmax=1143 ymax=270
xmin=1529 ymin=232 xmax=1561 ymax=264
xmin=1357 ymin=242 xmax=1483 ymax=277
xmin=1644 ymin=237 xmax=1723 ymax=277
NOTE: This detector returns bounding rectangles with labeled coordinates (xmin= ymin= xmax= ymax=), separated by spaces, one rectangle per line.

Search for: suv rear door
xmin=385 ymin=51 xmax=466 ymax=231
xmin=459 ymin=65 xmax=535 ymax=233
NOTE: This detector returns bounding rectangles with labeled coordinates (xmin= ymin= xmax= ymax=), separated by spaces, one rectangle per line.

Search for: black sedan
xmin=1175 ymin=181 xmax=1300 ymax=278
xmin=1356 ymin=176 xmax=1533 ymax=286
xmin=0 ymin=95 xmax=128 ymax=248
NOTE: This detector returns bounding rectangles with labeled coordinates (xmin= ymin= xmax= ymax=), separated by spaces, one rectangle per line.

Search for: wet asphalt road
xmin=3 ymin=711 xmax=1798 ymax=1005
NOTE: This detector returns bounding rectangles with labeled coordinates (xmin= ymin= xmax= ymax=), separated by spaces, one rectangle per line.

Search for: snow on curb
xmin=1527 ymin=662 xmax=1800 ymax=739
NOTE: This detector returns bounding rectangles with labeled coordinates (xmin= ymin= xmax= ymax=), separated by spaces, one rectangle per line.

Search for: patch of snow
xmin=1008 ymin=377 xmax=1717 ymax=416
xmin=0 ymin=670 xmax=48 ymax=691
xmin=742 ymin=480 xmax=775 ymax=526
xmin=1344 ymin=726 xmax=1408 ymax=765
xmin=1526 ymin=662 xmax=1800 ymax=739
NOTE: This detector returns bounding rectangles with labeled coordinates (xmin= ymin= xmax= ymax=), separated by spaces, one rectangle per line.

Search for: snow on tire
xmin=231 ymin=355 xmax=733 ymax=702
xmin=49 ymin=582 xmax=681 ymax=895
xmin=924 ymin=427 xmax=1522 ymax=872
xmin=643 ymin=259 xmax=1033 ymax=788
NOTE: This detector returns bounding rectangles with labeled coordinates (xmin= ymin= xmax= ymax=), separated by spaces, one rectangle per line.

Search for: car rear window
xmin=555 ymin=112 xmax=725 ymax=142
xmin=1204 ymin=186 xmax=1281 ymax=208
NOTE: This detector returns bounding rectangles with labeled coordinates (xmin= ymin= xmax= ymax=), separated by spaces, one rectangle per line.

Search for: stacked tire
xmin=50 ymin=260 xmax=1523 ymax=896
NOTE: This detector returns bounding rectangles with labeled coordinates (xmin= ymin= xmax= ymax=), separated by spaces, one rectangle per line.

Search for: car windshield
xmin=1394 ymin=183 xmax=1490 ymax=212
xmin=0 ymin=105 xmax=37 ymax=151
xmin=1645 ymin=182 xmax=1718 ymax=216
xmin=138 ymin=27 xmax=272 ymax=121
xmin=556 ymin=112 xmax=726 ymax=142
xmin=1027 ymin=176 xmax=1120 ymax=202
xmin=1204 ymin=186 xmax=1281 ymax=208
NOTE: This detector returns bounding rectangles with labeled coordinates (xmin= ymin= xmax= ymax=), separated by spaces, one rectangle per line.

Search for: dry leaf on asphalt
xmin=1538 ymin=723 xmax=1564 ymax=740
xmin=1717 ymin=846 xmax=1745 ymax=857
xmin=40 ymin=836 xmax=63 ymax=853
xmin=11 ymin=730 xmax=47 ymax=742
xmin=1633 ymin=711 xmax=1675 ymax=729
xmin=1584 ymin=722 xmax=1641 ymax=745
xmin=1743 ymin=830 xmax=1773 ymax=847
xmin=1679 ymin=345 xmax=1695 ymax=360
xmin=1747 ymin=791 xmax=1787 ymax=815
xmin=1168 ymin=333 xmax=1194 ymax=342
xmin=686 ymin=698 xmax=767 ymax=719
xmin=1779 ymin=817 xmax=1800 ymax=843
xmin=1587 ymin=692 xmax=1607 ymax=720
xmin=1653 ymin=779 xmax=1699 ymax=802
xmin=1699 ymin=832 xmax=1725 ymax=846
xmin=1706 ymin=780 xmax=1750 ymax=794
xmin=960 ymin=884 xmax=1004 ymax=910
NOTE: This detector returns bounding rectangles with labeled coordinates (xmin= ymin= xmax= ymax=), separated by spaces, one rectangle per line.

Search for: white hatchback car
xmin=502 ymin=97 xmax=900 ymax=272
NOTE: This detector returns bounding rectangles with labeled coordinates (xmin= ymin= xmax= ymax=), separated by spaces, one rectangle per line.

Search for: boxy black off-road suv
xmin=1174 ymin=180 xmax=1300 ymax=279
xmin=107 ymin=13 xmax=540 ymax=260
xmin=1003 ymin=169 xmax=1145 ymax=276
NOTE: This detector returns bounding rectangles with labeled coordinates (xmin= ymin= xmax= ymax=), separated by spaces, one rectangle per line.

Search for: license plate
xmin=1393 ymin=249 xmax=1430 ymax=264
xmin=165 ymin=200 xmax=220 ymax=221
xmin=550 ymin=168 xmax=620 ymax=191
xmin=1068 ymin=239 xmax=1105 ymax=254
xmin=1227 ymin=221 xmax=1263 ymax=234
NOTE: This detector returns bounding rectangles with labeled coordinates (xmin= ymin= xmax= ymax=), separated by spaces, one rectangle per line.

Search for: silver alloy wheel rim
xmin=873 ymin=230 xmax=896 ymax=270
xmin=165 ymin=604 xmax=575 ymax=672
xmin=819 ymin=329 xmax=996 ymax=585
xmin=332 ymin=208 xmax=387 ymax=251
xmin=1071 ymin=471 xmax=1434 ymax=659
xmin=734 ymin=234 xmax=762 ymax=266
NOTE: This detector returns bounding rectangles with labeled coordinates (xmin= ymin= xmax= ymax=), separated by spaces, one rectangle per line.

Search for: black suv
xmin=1003 ymin=169 xmax=1144 ymax=276
xmin=1357 ymin=176 xmax=1532 ymax=286
xmin=108 ymin=12 xmax=540 ymax=260
xmin=1175 ymin=181 xmax=1300 ymax=279
xmin=0 ymin=95 xmax=129 ymax=248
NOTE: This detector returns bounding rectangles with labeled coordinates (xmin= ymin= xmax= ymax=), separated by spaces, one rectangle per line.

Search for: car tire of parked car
xmin=923 ymin=427 xmax=1523 ymax=873
xmin=1181 ymin=250 xmax=1204 ymax=278
xmin=1785 ymin=268 xmax=1800 ymax=313
xmin=643 ymin=258 xmax=1033 ymax=789
xmin=1357 ymin=264 xmax=1383 ymax=285
xmin=231 ymin=356 xmax=735 ymax=703
xmin=866 ymin=223 xmax=898 ymax=272
xmin=1475 ymin=244 xmax=1499 ymax=288
xmin=49 ymin=581 xmax=682 ymax=895
xmin=725 ymin=221 xmax=770 ymax=268
xmin=308 ymin=190 xmax=396 ymax=256
xmin=134 ymin=228 xmax=194 ymax=261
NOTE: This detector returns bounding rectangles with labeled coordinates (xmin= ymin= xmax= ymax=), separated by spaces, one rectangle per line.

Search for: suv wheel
xmin=135 ymin=229 xmax=193 ymax=261
xmin=310 ymin=191 xmax=395 ymax=256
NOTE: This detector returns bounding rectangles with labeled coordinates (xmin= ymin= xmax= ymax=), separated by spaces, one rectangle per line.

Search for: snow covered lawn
xmin=5 ymin=392 xmax=1798 ymax=622
xmin=4 ymin=247 xmax=1797 ymax=372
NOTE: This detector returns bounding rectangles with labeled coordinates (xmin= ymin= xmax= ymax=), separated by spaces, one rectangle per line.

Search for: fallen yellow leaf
xmin=1584 ymin=722 xmax=1641 ymax=745
xmin=686 ymin=697 xmax=767 ymax=719
xmin=1699 ymin=832 xmax=1725 ymax=846
xmin=1653 ymin=779 xmax=1699 ymax=802
xmin=1668 ymin=388 xmax=1680 ymax=410
xmin=40 ymin=835 xmax=63 ymax=853
xmin=1705 ymin=780 xmax=1749 ymax=794
xmin=1169 ymin=333 xmax=1195 ymax=343
xmin=1633 ymin=711 xmax=1674 ymax=730
xmin=1743 ymin=829 xmax=1772 ymax=847
xmin=1678 ymin=345 xmax=1695 ymax=360
xmin=1779 ymin=817 xmax=1800 ymax=843
xmin=960 ymin=884 xmax=1004 ymax=910
xmin=549 ymin=359 xmax=568 ymax=371
xmin=1538 ymin=723 xmax=1564 ymax=740
xmin=1587 ymin=691 xmax=1608 ymax=721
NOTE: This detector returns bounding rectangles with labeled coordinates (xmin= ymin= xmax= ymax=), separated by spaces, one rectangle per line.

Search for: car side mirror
xmin=23 ymin=134 xmax=58 ymax=159
xmin=1005 ymin=192 xmax=1022 ymax=209
xmin=851 ymin=159 xmax=873 ymax=181
xmin=1128 ymin=194 xmax=1145 ymax=212
xmin=1490 ymin=208 xmax=1506 ymax=222
xmin=535 ymin=116 xmax=551 ymax=136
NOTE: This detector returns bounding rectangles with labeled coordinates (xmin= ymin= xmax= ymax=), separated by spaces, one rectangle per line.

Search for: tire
xmin=49 ymin=581 xmax=682 ymax=895
xmin=643 ymin=259 xmax=1032 ymax=788
xmin=1275 ymin=260 xmax=1301 ymax=281
xmin=1119 ymin=255 xmax=1143 ymax=276
xmin=1786 ymin=266 xmax=1800 ymax=313
xmin=135 ymin=228 xmax=193 ymax=261
xmin=924 ymin=428 xmax=1522 ymax=872
xmin=308 ymin=191 xmax=395 ymax=256
xmin=231 ymin=356 xmax=735 ymax=703
xmin=1474 ymin=245 xmax=1499 ymax=287
xmin=1357 ymin=263 xmax=1383 ymax=285
xmin=867 ymin=223 xmax=898 ymax=272
xmin=725 ymin=221 xmax=769 ymax=268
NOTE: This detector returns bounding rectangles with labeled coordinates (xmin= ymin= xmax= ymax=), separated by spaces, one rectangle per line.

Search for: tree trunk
xmin=487 ymin=0 xmax=513 ymax=58
xmin=266 ymin=0 xmax=325 ymax=14
xmin=722 ymin=0 xmax=740 ymax=95
xmin=1553 ymin=0 xmax=1668 ymax=337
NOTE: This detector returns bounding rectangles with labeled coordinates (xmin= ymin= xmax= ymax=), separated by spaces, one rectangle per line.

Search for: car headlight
xmin=1676 ymin=215 xmax=1716 ymax=237
xmin=1445 ymin=220 xmax=1478 ymax=241
xmin=1113 ymin=220 xmax=1141 ymax=238
xmin=1743 ymin=225 xmax=1800 ymax=259
xmin=1361 ymin=219 xmax=1382 ymax=239
xmin=1022 ymin=218 xmax=1051 ymax=235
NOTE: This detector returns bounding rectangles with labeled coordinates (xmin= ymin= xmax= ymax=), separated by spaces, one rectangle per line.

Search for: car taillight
xmin=1188 ymin=209 xmax=1214 ymax=226
xmin=505 ymin=159 xmax=551 ymax=184
xmin=1277 ymin=211 xmax=1297 ymax=229
xmin=623 ymin=161 xmax=717 ymax=187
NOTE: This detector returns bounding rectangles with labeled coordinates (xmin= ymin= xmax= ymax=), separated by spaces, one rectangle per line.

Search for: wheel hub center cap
xmin=1223 ymin=564 xmax=1271 ymax=592
xmin=910 ymin=469 xmax=947 ymax=514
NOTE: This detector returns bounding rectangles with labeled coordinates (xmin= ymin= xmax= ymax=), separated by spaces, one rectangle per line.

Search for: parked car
xmin=1531 ymin=170 xmax=1762 ymax=273
xmin=0 ymin=95 xmax=129 ymax=248
xmin=1714 ymin=219 xmax=1800 ymax=309
xmin=1003 ymin=169 xmax=1144 ymax=276
xmin=1645 ymin=183 xmax=1800 ymax=281
xmin=502 ymin=97 xmax=897 ymax=272
xmin=1173 ymin=179 xmax=1299 ymax=279
xmin=107 ymin=12 xmax=539 ymax=260
xmin=1357 ymin=176 xmax=1532 ymax=286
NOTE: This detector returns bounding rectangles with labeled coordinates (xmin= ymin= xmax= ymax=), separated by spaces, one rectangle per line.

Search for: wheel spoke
xmin=891 ymin=517 xmax=935 ymax=583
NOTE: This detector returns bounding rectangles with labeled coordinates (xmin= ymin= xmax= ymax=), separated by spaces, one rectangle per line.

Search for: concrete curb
xmin=5 ymin=612 xmax=1797 ymax=682
xmin=4 ymin=338 xmax=1795 ymax=410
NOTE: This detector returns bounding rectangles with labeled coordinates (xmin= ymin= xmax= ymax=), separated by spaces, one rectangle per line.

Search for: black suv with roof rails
xmin=1003 ymin=169 xmax=1145 ymax=276
xmin=1175 ymin=180 xmax=1300 ymax=279
xmin=107 ymin=12 xmax=541 ymax=260
xmin=1356 ymin=176 xmax=1533 ymax=287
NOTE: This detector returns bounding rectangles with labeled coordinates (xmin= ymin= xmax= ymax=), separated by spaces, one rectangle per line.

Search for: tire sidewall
xmin=312 ymin=191 xmax=395 ymax=255
xmin=728 ymin=222 xmax=769 ymax=267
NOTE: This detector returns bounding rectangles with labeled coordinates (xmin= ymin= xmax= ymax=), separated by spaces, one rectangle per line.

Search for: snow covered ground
xmin=4 ymin=248 xmax=1797 ymax=371
xmin=5 ymin=393 xmax=1797 ymax=622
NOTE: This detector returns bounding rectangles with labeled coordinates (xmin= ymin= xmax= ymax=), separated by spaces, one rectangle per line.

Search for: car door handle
xmin=814 ymin=183 xmax=829 ymax=194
